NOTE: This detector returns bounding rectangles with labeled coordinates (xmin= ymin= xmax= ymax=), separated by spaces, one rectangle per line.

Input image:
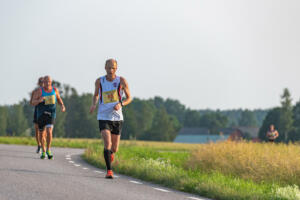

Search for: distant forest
xmin=1 ymin=81 xmax=300 ymax=142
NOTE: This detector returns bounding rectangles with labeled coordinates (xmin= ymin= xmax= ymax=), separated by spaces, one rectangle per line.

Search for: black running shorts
xmin=33 ymin=107 xmax=38 ymax=123
xmin=98 ymin=120 xmax=123 ymax=135
xmin=37 ymin=113 xmax=55 ymax=131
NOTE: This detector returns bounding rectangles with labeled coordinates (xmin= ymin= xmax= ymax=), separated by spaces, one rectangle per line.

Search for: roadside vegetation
xmin=0 ymin=136 xmax=100 ymax=148
xmin=83 ymin=140 xmax=300 ymax=200
xmin=2 ymin=136 xmax=299 ymax=199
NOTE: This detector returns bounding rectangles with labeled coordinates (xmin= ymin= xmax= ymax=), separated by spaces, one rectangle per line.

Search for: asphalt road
xmin=0 ymin=144 xmax=210 ymax=200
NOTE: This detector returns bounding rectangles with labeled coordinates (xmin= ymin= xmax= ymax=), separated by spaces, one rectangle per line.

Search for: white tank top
xmin=97 ymin=76 xmax=124 ymax=121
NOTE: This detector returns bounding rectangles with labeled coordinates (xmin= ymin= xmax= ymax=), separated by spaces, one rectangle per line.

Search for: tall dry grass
xmin=187 ymin=141 xmax=300 ymax=186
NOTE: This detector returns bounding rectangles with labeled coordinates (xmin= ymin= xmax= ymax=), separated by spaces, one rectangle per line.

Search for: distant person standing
xmin=30 ymin=77 xmax=44 ymax=153
xmin=266 ymin=124 xmax=279 ymax=142
xmin=32 ymin=76 xmax=66 ymax=159
xmin=90 ymin=59 xmax=132 ymax=179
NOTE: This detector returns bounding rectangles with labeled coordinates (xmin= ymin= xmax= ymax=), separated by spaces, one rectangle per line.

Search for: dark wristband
xmin=120 ymin=101 xmax=124 ymax=107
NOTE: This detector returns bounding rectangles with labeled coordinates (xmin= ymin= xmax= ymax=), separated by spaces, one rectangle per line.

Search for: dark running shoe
xmin=46 ymin=150 xmax=53 ymax=160
xmin=36 ymin=146 xmax=41 ymax=154
xmin=40 ymin=152 xmax=46 ymax=159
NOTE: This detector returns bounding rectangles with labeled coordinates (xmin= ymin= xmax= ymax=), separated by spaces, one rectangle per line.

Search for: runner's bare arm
xmin=31 ymin=89 xmax=44 ymax=106
xmin=120 ymin=77 xmax=132 ymax=106
xmin=274 ymin=131 xmax=279 ymax=139
xmin=114 ymin=77 xmax=132 ymax=110
xmin=90 ymin=78 xmax=100 ymax=113
xmin=54 ymin=88 xmax=66 ymax=112
xmin=29 ymin=90 xmax=35 ymax=106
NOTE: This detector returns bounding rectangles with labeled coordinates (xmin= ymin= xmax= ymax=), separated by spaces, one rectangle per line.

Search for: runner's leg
xmin=111 ymin=134 xmax=120 ymax=153
xmin=40 ymin=129 xmax=46 ymax=153
xmin=45 ymin=126 xmax=53 ymax=159
xmin=111 ymin=134 xmax=120 ymax=162
xmin=46 ymin=126 xmax=53 ymax=151
xmin=34 ymin=124 xmax=41 ymax=146
xmin=101 ymin=129 xmax=112 ymax=170
xmin=34 ymin=123 xmax=41 ymax=153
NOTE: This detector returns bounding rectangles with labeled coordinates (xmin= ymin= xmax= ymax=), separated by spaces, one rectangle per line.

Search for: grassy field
xmin=0 ymin=136 xmax=101 ymax=148
xmin=187 ymin=141 xmax=300 ymax=186
xmin=1 ymin=136 xmax=300 ymax=200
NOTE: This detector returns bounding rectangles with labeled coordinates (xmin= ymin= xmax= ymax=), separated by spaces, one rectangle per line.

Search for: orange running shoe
xmin=105 ymin=170 xmax=114 ymax=179
xmin=111 ymin=153 xmax=114 ymax=163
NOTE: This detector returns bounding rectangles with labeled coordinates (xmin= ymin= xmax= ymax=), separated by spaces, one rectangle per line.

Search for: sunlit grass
xmin=2 ymin=136 xmax=300 ymax=199
xmin=187 ymin=141 xmax=300 ymax=186
xmin=0 ymin=136 xmax=101 ymax=148
xmin=83 ymin=142 xmax=290 ymax=200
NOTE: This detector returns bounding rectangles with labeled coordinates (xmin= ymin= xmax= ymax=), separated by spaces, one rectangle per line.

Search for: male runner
xmin=32 ymin=76 xmax=66 ymax=159
xmin=30 ymin=77 xmax=44 ymax=153
xmin=90 ymin=59 xmax=132 ymax=179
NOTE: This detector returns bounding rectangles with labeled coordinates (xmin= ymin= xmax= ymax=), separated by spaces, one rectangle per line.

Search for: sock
xmin=104 ymin=148 xmax=112 ymax=170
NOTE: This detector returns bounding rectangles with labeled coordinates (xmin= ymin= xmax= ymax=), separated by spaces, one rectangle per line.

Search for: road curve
xmin=0 ymin=144 xmax=210 ymax=200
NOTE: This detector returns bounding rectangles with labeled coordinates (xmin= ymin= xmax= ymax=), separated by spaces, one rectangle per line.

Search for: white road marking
xmin=61 ymin=156 xmax=209 ymax=200
xmin=153 ymin=188 xmax=170 ymax=192
xmin=187 ymin=197 xmax=206 ymax=200
xmin=129 ymin=181 xmax=142 ymax=184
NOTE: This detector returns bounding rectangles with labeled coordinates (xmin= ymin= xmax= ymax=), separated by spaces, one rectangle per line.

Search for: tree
xmin=152 ymin=96 xmax=165 ymax=109
xmin=6 ymin=105 xmax=28 ymax=136
xmin=53 ymin=107 xmax=66 ymax=138
xmin=122 ymin=104 xmax=138 ymax=139
xmin=199 ymin=112 xmax=228 ymax=134
xmin=164 ymin=98 xmax=186 ymax=123
xmin=132 ymin=99 xmax=156 ymax=139
xmin=279 ymin=88 xmax=294 ymax=142
xmin=238 ymin=109 xmax=258 ymax=127
xmin=258 ymin=108 xmax=281 ymax=141
xmin=20 ymin=98 xmax=35 ymax=136
xmin=290 ymin=99 xmax=300 ymax=141
xmin=141 ymin=108 xmax=181 ymax=141
xmin=0 ymin=106 xmax=7 ymax=136
xmin=64 ymin=93 xmax=98 ymax=138
xmin=183 ymin=109 xmax=201 ymax=127
xmin=259 ymin=89 xmax=295 ymax=142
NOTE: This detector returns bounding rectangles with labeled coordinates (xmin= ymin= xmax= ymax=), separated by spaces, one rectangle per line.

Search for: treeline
xmin=258 ymin=88 xmax=300 ymax=142
xmin=0 ymin=81 xmax=269 ymax=141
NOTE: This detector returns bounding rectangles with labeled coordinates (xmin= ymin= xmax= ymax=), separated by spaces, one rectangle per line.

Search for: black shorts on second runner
xmin=37 ymin=113 xmax=55 ymax=131
xmin=33 ymin=107 xmax=38 ymax=123
xmin=99 ymin=120 xmax=123 ymax=135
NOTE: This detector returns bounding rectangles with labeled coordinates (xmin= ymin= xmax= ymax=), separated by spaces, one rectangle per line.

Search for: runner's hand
xmin=61 ymin=105 xmax=66 ymax=112
xmin=38 ymin=97 xmax=45 ymax=103
xmin=114 ymin=103 xmax=122 ymax=111
xmin=90 ymin=105 xmax=97 ymax=113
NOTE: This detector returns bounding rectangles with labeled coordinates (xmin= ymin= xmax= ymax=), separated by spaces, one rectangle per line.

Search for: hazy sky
xmin=1 ymin=0 xmax=300 ymax=109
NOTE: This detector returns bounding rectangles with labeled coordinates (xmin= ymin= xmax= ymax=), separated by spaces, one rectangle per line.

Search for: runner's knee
xmin=111 ymin=146 xmax=118 ymax=153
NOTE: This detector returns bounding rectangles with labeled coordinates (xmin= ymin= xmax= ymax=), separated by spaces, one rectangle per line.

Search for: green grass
xmin=1 ymin=136 xmax=300 ymax=200
xmin=0 ymin=136 xmax=101 ymax=148
xmin=83 ymin=143 xmax=298 ymax=200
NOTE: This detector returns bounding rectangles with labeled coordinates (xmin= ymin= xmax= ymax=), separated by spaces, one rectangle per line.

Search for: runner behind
xmin=32 ymin=76 xmax=66 ymax=159
xmin=30 ymin=77 xmax=44 ymax=153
